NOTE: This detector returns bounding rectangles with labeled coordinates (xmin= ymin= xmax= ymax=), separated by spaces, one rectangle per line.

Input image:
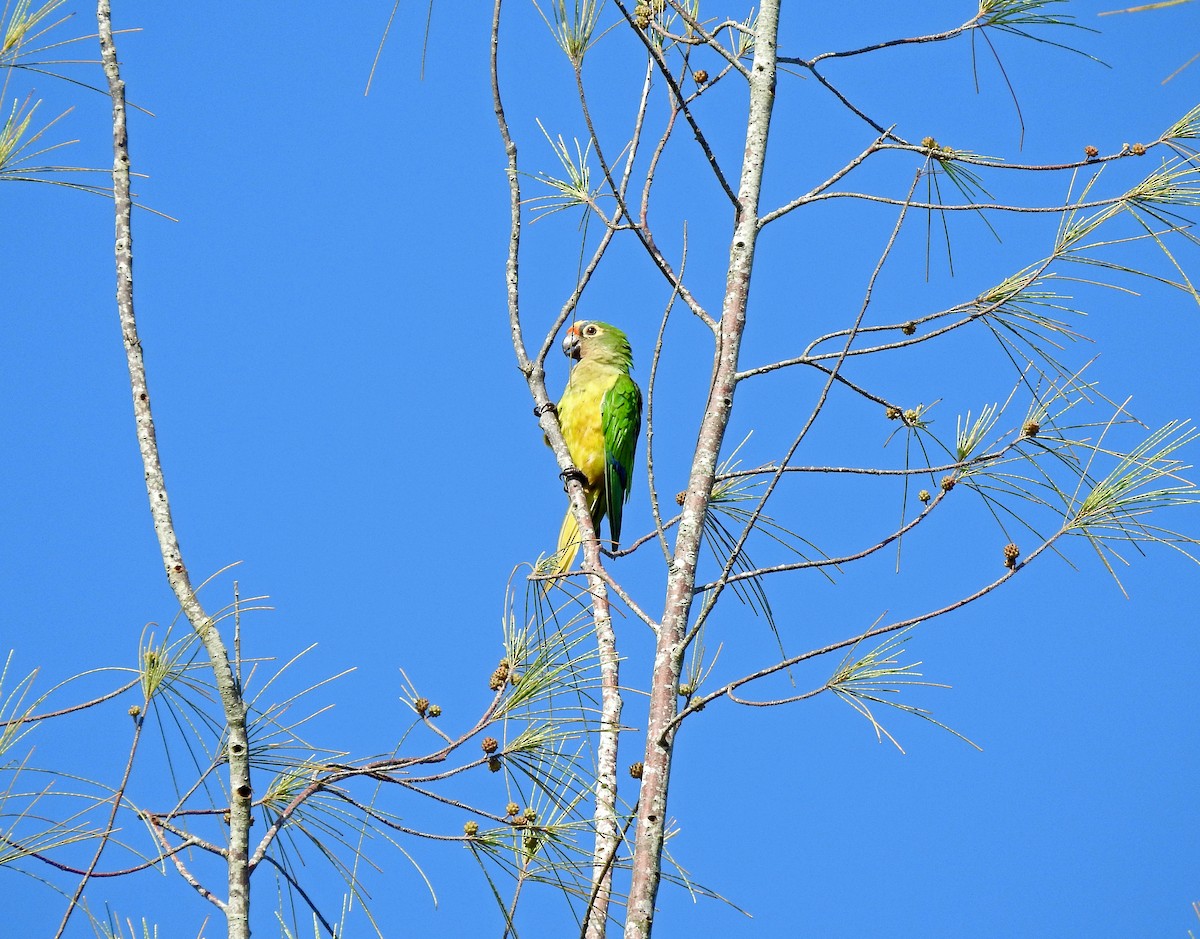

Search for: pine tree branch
xmin=625 ymin=2 xmax=782 ymax=935
xmin=96 ymin=4 xmax=251 ymax=936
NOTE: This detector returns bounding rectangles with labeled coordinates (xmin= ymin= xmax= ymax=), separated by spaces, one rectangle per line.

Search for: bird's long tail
xmin=550 ymin=505 xmax=583 ymax=577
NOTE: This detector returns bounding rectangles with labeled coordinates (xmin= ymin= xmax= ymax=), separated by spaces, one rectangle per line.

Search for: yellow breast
xmin=557 ymin=362 xmax=611 ymax=488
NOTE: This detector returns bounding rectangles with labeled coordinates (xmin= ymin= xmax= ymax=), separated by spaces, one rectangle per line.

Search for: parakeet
xmin=550 ymin=321 xmax=643 ymax=575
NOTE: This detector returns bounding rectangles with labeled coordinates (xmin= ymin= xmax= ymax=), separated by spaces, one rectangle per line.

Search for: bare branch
xmin=96 ymin=3 xmax=252 ymax=934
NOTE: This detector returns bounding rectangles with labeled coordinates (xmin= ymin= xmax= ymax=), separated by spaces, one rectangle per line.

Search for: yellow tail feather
xmin=550 ymin=506 xmax=583 ymax=576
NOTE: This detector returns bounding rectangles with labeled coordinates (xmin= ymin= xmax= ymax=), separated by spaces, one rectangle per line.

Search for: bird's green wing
xmin=601 ymin=373 xmax=643 ymax=547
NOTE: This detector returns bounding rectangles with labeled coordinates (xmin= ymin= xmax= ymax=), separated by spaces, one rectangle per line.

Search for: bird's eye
xmin=584 ymin=325 xmax=598 ymax=336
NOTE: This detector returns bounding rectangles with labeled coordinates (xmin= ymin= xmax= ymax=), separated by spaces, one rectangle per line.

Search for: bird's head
xmin=562 ymin=321 xmax=634 ymax=369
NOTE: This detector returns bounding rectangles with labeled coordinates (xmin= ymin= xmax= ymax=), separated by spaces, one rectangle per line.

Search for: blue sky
xmin=3 ymin=2 xmax=1199 ymax=936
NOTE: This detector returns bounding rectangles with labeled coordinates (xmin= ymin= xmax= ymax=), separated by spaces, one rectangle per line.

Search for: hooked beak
xmin=562 ymin=326 xmax=582 ymax=361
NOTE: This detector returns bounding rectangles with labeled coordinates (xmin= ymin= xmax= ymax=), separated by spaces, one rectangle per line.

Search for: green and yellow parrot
xmin=549 ymin=321 xmax=643 ymax=574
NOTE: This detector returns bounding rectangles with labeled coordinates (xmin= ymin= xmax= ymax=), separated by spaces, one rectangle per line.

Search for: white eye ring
xmin=584 ymin=325 xmax=598 ymax=336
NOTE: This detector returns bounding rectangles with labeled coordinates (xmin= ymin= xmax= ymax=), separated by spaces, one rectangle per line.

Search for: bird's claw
xmin=559 ymin=466 xmax=586 ymax=491
xmin=534 ymin=402 xmax=559 ymax=418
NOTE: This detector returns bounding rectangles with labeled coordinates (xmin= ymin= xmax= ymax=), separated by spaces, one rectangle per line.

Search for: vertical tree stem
xmin=584 ymin=555 xmax=622 ymax=939
xmin=623 ymin=2 xmax=780 ymax=936
xmin=97 ymin=5 xmax=252 ymax=937
xmin=490 ymin=1 xmax=623 ymax=932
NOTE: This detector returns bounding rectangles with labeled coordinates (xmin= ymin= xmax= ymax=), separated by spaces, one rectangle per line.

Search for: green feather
xmin=601 ymin=374 xmax=642 ymax=546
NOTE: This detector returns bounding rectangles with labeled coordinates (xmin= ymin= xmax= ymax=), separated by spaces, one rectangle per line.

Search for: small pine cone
xmin=413 ymin=697 xmax=429 ymax=717
xmin=490 ymin=659 xmax=510 ymax=691
xmin=678 ymin=683 xmax=694 ymax=697
xmin=428 ymin=704 xmax=442 ymax=718
xmin=511 ymin=816 xmax=528 ymax=828
xmin=488 ymin=756 xmax=502 ymax=773
xmin=941 ymin=475 xmax=956 ymax=492
xmin=886 ymin=406 xmax=902 ymax=421
xmin=921 ymin=136 xmax=938 ymax=150
xmin=523 ymin=808 xmax=537 ymax=822
xmin=128 ymin=704 xmax=141 ymax=718
xmin=506 ymin=802 xmax=520 ymax=818
xmin=1131 ymin=142 xmax=1146 ymax=156
xmin=676 ymin=490 xmax=686 ymax=505
xmin=901 ymin=321 xmax=917 ymax=336
xmin=1022 ymin=421 xmax=1040 ymax=438
xmin=464 ymin=820 xmax=479 ymax=837
xmin=1003 ymin=543 xmax=1020 ymax=568
xmin=693 ymin=69 xmax=709 ymax=84
xmin=1084 ymin=145 xmax=1099 ymax=159
xmin=629 ymin=761 xmax=644 ymax=779
xmin=918 ymin=489 xmax=931 ymax=503
xmin=482 ymin=736 xmax=499 ymax=755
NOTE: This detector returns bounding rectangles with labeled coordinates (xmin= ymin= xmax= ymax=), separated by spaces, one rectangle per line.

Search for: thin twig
xmin=671 ymin=536 xmax=1062 ymax=733
xmin=0 ymin=677 xmax=140 ymax=725
xmin=692 ymin=169 xmax=924 ymax=638
xmin=52 ymin=717 xmax=145 ymax=938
